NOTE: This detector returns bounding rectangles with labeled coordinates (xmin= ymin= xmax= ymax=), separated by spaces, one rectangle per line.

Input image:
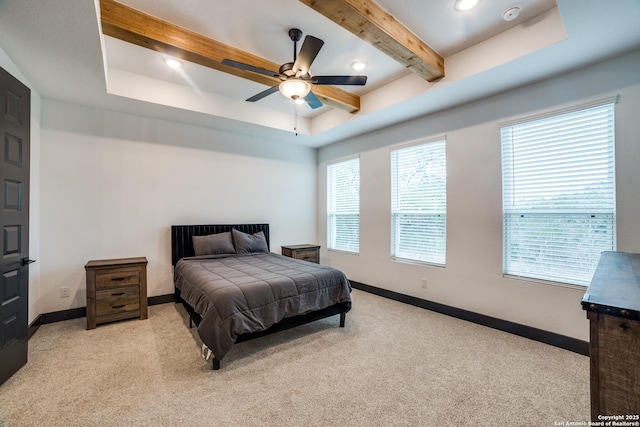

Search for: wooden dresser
xmin=581 ymin=251 xmax=640 ymax=420
xmin=281 ymin=244 xmax=320 ymax=264
xmin=85 ymin=257 xmax=148 ymax=330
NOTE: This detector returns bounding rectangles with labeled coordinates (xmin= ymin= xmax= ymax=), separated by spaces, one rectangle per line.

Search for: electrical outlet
xmin=60 ymin=287 xmax=70 ymax=298
xmin=420 ymin=278 xmax=427 ymax=289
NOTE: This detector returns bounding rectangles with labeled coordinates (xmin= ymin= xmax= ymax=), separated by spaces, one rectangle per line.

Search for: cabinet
xmin=581 ymin=251 xmax=640 ymax=420
xmin=85 ymin=257 xmax=148 ymax=329
xmin=281 ymin=244 xmax=320 ymax=264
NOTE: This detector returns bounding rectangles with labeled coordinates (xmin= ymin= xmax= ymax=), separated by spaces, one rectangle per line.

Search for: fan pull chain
xmin=293 ymin=103 xmax=298 ymax=136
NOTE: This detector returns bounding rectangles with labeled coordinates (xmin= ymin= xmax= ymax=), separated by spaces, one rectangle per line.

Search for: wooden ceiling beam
xmin=99 ymin=0 xmax=361 ymax=113
xmin=298 ymin=0 xmax=445 ymax=81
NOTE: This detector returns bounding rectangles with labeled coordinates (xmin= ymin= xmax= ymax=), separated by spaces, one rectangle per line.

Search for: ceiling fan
xmin=221 ymin=28 xmax=367 ymax=109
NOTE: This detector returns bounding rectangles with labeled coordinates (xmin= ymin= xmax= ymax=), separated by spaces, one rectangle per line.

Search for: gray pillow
xmin=232 ymin=229 xmax=269 ymax=254
xmin=192 ymin=231 xmax=236 ymax=256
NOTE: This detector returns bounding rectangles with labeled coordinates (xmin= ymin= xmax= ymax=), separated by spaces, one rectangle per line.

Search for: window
xmin=501 ymin=101 xmax=616 ymax=286
xmin=391 ymin=139 xmax=447 ymax=265
xmin=327 ymin=157 xmax=360 ymax=253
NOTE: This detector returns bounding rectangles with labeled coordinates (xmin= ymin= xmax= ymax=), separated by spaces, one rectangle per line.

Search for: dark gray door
xmin=0 ymin=65 xmax=31 ymax=386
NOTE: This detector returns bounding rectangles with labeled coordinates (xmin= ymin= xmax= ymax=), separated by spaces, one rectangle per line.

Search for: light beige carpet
xmin=0 ymin=290 xmax=589 ymax=426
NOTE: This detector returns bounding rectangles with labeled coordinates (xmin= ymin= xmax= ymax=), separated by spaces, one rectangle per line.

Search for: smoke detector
xmin=502 ymin=6 xmax=521 ymax=21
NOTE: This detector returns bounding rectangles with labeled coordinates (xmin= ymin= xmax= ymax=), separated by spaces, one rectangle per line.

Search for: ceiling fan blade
xmin=304 ymin=91 xmax=323 ymax=109
xmin=293 ymin=35 xmax=324 ymax=76
xmin=221 ymin=59 xmax=281 ymax=78
xmin=246 ymin=85 xmax=280 ymax=102
xmin=312 ymin=75 xmax=367 ymax=86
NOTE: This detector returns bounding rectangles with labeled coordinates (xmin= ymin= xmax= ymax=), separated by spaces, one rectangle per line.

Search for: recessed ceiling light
xmin=350 ymin=61 xmax=367 ymax=71
xmin=455 ymin=0 xmax=478 ymax=11
xmin=502 ymin=6 xmax=521 ymax=21
xmin=164 ymin=58 xmax=182 ymax=69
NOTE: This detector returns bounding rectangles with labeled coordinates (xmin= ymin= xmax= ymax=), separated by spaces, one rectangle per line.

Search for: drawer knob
xmin=111 ymin=304 xmax=126 ymax=309
xmin=111 ymin=292 xmax=125 ymax=296
xmin=111 ymin=277 xmax=127 ymax=281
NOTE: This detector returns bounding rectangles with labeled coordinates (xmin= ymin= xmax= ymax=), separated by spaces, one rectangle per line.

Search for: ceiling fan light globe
xmin=279 ymin=79 xmax=311 ymax=100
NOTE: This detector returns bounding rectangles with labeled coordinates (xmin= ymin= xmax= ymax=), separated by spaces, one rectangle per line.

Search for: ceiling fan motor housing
xmin=279 ymin=62 xmax=295 ymax=77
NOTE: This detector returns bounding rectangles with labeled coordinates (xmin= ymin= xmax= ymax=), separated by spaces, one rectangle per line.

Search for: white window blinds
xmin=501 ymin=102 xmax=616 ymax=286
xmin=327 ymin=157 xmax=360 ymax=253
xmin=391 ymin=140 xmax=447 ymax=265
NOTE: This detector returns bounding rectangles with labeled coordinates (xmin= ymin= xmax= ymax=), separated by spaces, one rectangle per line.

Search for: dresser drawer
xmin=96 ymin=285 xmax=140 ymax=317
xmin=96 ymin=268 xmax=140 ymax=289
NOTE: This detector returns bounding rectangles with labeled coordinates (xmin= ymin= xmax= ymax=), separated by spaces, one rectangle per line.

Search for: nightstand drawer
xmin=281 ymin=245 xmax=321 ymax=264
xmin=96 ymin=286 xmax=140 ymax=317
xmin=292 ymin=249 xmax=319 ymax=263
xmin=96 ymin=268 xmax=140 ymax=289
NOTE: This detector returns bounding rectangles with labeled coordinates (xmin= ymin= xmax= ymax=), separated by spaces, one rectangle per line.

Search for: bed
xmin=171 ymin=223 xmax=352 ymax=370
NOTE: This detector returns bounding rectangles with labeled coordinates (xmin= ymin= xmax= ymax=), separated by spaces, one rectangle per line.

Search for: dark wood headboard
xmin=171 ymin=223 xmax=270 ymax=266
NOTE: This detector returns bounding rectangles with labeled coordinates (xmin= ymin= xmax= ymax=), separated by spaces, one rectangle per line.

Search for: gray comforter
xmin=174 ymin=253 xmax=352 ymax=361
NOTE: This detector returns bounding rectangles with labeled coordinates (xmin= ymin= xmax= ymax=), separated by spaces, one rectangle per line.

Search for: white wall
xmin=0 ymin=47 xmax=42 ymax=324
xmin=39 ymin=100 xmax=318 ymax=313
xmin=318 ymin=48 xmax=640 ymax=342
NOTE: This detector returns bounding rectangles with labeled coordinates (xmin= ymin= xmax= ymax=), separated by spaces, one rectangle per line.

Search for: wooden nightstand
xmin=281 ymin=244 xmax=320 ymax=264
xmin=85 ymin=257 xmax=148 ymax=330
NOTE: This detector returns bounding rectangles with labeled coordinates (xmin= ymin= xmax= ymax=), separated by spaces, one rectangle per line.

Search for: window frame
xmin=500 ymin=98 xmax=617 ymax=287
xmin=326 ymin=156 xmax=360 ymax=254
xmin=390 ymin=137 xmax=447 ymax=266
